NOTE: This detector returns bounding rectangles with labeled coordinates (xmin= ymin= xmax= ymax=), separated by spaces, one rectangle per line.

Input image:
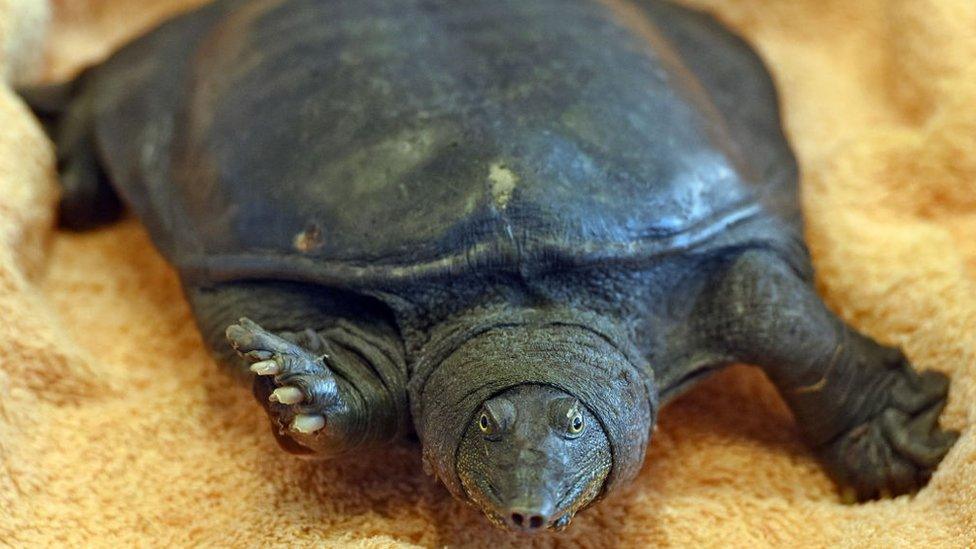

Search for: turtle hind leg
xmin=694 ymin=249 xmax=958 ymax=500
xmin=19 ymin=75 xmax=123 ymax=230
xmin=57 ymin=139 xmax=122 ymax=230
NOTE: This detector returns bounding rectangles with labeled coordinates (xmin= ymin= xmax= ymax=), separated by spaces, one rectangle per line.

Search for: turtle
xmin=23 ymin=0 xmax=958 ymax=534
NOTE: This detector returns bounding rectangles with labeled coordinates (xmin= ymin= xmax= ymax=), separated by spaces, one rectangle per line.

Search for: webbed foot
xmin=816 ymin=353 xmax=958 ymax=501
xmin=226 ymin=317 xmax=357 ymax=456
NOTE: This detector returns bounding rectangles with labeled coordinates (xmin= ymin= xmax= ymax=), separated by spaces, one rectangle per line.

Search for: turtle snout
xmin=502 ymin=501 xmax=555 ymax=533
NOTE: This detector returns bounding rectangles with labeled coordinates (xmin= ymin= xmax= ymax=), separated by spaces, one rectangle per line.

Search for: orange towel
xmin=1 ymin=0 xmax=973 ymax=545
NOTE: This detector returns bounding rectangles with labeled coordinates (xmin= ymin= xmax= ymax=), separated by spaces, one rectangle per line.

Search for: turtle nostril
xmin=506 ymin=508 xmax=549 ymax=531
xmin=511 ymin=512 xmax=525 ymax=527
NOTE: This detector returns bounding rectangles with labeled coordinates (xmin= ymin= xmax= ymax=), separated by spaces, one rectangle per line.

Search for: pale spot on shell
xmin=488 ymin=162 xmax=518 ymax=209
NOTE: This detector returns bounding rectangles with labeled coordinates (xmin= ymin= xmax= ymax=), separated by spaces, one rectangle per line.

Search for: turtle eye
xmin=567 ymin=411 xmax=585 ymax=437
xmin=478 ymin=397 xmax=514 ymax=440
xmin=479 ymin=412 xmax=492 ymax=434
xmin=550 ymin=396 xmax=586 ymax=438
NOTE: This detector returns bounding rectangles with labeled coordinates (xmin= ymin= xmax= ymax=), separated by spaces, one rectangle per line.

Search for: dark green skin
xmin=31 ymin=0 xmax=958 ymax=534
xmin=457 ymin=385 xmax=611 ymax=531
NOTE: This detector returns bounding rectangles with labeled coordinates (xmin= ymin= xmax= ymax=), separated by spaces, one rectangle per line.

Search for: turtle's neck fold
xmin=408 ymin=306 xmax=657 ymax=500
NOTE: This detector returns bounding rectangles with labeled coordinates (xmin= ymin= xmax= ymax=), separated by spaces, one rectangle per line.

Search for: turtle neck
xmin=408 ymin=306 xmax=657 ymax=499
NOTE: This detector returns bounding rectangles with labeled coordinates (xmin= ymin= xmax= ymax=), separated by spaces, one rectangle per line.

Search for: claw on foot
xmin=270 ymin=386 xmax=304 ymax=405
xmin=250 ymin=360 xmax=281 ymax=376
xmin=292 ymin=414 xmax=326 ymax=434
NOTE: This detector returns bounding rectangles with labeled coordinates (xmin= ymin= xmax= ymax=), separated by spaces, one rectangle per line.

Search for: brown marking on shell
xmin=293 ymin=222 xmax=324 ymax=253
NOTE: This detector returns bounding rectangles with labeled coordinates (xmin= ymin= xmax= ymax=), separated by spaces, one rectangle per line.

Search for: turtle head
xmin=413 ymin=309 xmax=657 ymax=534
xmin=457 ymin=384 xmax=611 ymax=533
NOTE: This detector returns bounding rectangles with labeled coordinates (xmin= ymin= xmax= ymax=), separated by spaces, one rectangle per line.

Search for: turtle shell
xmin=87 ymin=0 xmax=804 ymax=289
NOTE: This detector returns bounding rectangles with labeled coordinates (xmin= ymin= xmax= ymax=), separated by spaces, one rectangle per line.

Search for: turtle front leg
xmin=697 ymin=250 xmax=959 ymax=500
xmin=226 ymin=318 xmax=364 ymax=456
xmin=187 ymin=282 xmax=408 ymax=458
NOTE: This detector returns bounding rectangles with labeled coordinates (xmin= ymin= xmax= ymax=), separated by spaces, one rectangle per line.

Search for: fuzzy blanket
xmin=1 ymin=0 xmax=973 ymax=546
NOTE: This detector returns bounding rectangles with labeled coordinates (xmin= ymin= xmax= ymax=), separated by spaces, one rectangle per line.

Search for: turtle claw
xmin=250 ymin=360 xmax=280 ymax=376
xmin=292 ymin=414 xmax=326 ymax=434
xmin=270 ymin=386 xmax=304 ymax=405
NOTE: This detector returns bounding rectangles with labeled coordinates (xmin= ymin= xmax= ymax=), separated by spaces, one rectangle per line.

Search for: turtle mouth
xmin=458 ymin=469 xmax=589 ymax=533
xmin=457 ymin=471 xmax=510 ymax=530
xmin=548 ymin=463 xmax=607 ymax=529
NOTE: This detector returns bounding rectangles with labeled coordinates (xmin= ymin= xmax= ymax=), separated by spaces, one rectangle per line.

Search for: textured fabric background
xmin=1 ymin=0 xmax=973 ymax=546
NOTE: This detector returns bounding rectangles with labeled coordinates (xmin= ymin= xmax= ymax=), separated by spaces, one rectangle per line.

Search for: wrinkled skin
xmin=457 ymin=384 xmax=612 ymax=533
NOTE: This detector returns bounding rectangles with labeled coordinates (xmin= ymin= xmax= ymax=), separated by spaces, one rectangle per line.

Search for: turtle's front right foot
xmin=226 ymin=318 xmax=358 ymax=456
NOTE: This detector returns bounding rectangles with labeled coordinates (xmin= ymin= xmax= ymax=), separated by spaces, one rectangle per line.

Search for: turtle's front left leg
xmin=697 ymin=250 xmax=959 ymax=500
